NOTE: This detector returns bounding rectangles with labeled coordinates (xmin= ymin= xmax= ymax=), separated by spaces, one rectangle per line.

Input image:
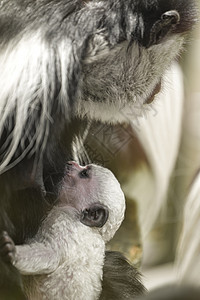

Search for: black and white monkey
xmin=0 ymin=162 xmax=126 ymax=299
xmin=0 ymin=0 xmax=197 ymax=298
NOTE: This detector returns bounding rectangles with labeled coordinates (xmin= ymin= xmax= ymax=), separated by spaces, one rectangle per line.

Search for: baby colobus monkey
xmin=1 ymin=162 xmax=127 ymax=300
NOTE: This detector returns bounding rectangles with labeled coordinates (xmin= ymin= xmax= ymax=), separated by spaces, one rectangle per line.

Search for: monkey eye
xmin=79 ymin=167 xmax=90 ymax=179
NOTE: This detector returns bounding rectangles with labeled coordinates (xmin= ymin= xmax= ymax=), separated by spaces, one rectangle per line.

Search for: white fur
xmin=0 ymin=34 xmax=73 ymax=174
xmin=14 ymin=165 xmax=125 ymax=299
xmin=16 ymin=209 xmax=106 ymax=300
xmin=0 ymin=33 xmax=49 ymax=172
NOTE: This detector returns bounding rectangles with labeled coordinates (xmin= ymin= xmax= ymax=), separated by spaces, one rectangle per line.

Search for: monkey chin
xmin=76 ymin=30 xmax=186 ymax=124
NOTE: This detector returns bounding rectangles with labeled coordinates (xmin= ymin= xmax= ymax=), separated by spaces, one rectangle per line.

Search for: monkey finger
xmin=0 ymin=243 xmax=16 ymax=264
xmin=0 ymin=241 xmax=15 ymax=254
xmin=0 ymin=232 xmax=14 ymax=247
xmin=0 ymin=231 xmax=9 ymax=239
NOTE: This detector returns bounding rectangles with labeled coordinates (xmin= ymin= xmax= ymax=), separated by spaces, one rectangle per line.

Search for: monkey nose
xmin=66 ymin=161 xmax=88 ymax=171
xmin=67 ymin=161 xmax=80 ymax=167
xmin=67 ymin=161 xmax=81 ymax=170
xmin=66 ymin=161 xmax=91 ymax=178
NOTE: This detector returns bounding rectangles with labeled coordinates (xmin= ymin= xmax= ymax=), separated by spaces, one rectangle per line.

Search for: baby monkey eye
xmin=79 ymin=167 xmax=90 ymax=179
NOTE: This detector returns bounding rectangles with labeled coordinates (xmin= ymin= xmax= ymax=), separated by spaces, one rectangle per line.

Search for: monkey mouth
xmin=145 ymin=80 xmax=162 ymax=104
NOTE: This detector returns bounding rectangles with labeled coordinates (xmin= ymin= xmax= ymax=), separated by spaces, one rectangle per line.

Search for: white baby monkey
xmin=0 ymin=162 xmax=125 ymax=300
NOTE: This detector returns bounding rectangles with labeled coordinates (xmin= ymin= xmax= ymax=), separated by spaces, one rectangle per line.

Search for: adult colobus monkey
xmin=0 ymin=0 xmax=197 ymax=298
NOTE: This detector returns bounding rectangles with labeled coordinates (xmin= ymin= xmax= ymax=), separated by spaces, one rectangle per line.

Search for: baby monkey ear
xmin=80 ymin=204 xmax=109 ymax=228
xmin=146 ymin=10 xmax=180 ymax=47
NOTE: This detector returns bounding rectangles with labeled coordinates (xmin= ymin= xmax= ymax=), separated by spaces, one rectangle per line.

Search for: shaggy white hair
xmin=13 ymin=164 xmax=125 ymax=300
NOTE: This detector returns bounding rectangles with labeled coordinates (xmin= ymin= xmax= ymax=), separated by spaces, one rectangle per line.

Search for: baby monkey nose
xmin=67 ymin=161 xmax=83 ymax=171
xmin=66 ymin=161 xmax=91 ymax=178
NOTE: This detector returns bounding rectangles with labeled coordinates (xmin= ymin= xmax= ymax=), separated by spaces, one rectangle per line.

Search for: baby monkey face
xmin=59 ymin=161 xmax=118 ymax=208
xmin=60 ymin=161 xmax=98 ymax=207
xmin=58 ymin=161 xmax=125 ymax=234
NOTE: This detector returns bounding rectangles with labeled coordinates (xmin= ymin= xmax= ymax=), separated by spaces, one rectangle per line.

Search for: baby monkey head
xmin=59 ymin=161 xmax=125 ymax=242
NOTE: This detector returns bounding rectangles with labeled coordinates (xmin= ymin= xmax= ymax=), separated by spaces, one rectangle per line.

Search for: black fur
xmin=100 ymin=251 xmax=146 ymax=299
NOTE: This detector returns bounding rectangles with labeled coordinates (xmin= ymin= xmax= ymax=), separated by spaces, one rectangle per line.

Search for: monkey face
xmin=59 ymin=161 xmax=95 ymax=207
xmin=58 ymin=161 xmax=125 ymax=241
xmin=75 ymin=0 xmax=197 ymax=123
